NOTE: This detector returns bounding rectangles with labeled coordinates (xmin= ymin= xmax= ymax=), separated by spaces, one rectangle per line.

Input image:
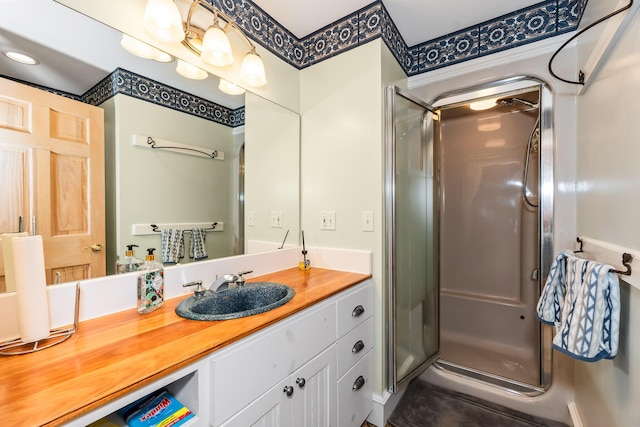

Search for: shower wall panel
xmin=439 ymin=106 xmax=540 ymax=386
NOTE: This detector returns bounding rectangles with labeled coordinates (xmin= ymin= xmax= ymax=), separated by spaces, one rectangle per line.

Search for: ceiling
xmin=0 ymin=0 xmax=543 ymax=107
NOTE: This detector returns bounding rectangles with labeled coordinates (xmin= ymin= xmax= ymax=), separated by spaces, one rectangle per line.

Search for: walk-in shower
xmin=386 ymin=78 xmax=554 ymax=395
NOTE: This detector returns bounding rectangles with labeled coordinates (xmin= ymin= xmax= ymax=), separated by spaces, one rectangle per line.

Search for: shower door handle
xmin=531 ymin=269 xmax=538 ymax=281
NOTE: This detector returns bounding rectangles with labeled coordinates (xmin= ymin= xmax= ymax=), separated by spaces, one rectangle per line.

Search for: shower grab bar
xmin=575 ymin=237 xmax=632 ymax=276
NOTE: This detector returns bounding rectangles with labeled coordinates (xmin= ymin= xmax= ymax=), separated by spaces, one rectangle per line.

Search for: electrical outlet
xmin=321 ymin=211 xmax=336 ymax=230
xmin=362 ymin=211 xmax=374 ymax=231
xmin=247 ymin=211 xmax=255 ymax=227
xmin=270 ymin=211 xmax=283 ymax=228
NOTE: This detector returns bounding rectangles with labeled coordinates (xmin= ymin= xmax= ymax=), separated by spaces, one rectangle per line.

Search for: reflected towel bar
xmin=151 ymin=222 xmax=218 ymax=233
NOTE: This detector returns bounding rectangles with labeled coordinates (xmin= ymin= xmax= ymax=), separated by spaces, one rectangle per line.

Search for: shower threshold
xmin=434 ymin=359 xmax=545 ymax=397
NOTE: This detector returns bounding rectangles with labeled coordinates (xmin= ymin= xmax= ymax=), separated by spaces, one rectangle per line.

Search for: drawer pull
xmin=352 ymin=305 xmax=365 ymax=317
xmin=352 ymin=375 xmax=366 ymax=391
xmin=283 ymin=385 xmax=294 ymax=397
xmin=352 ymin=340 xmax=365 ymax=354
xmin=296 ymin=377 xmax=306 ymax=388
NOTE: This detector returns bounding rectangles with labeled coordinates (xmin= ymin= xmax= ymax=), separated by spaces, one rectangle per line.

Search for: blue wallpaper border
xmin=225 ymin=0 xmax=587 ymax=75
xmin=82 ymin=68 xmax=245 ymax=127
xmin=3 ymin=0 xmax=588 ymax=124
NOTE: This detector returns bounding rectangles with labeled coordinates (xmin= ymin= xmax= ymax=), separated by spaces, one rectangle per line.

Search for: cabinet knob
xmin=283 ymin=385 xmax=294 ymax=397
xmin=296 ymin=377 xmax=306 ymax=388
xmin=352 ymin=375 xmax=366 ymax=391
xmin=352 ymin=340 xmax=365 ymax=354
xmin=352 ymin=305 xmax=365 ymax=317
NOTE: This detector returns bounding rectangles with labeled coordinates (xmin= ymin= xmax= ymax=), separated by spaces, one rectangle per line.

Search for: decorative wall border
xmin=82 ymin=68 xmax=244 ymax=127
xmin=215 ymin=0 xmax=587 ymax=75
xmin=2 ymin=1 xmax=588 ymax=125
xmin=1 ymin=69 xmax=244 ymax=128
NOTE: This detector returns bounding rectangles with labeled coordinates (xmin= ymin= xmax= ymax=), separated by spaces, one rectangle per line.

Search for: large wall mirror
xmin=0 ymin=0 xmax=300 ymax=286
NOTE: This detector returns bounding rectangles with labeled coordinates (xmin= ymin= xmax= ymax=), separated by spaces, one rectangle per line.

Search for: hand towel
xmin=536 ymin=250 xmax=573 ymax=325
xmin=161 ymin=228 xmax=184 ymax=264
xmin=189 ymin=228 xmax=208 ymax=260
xmin=538 ymin=251 xmax=620 ymax=361
xmin=552 ymin=255 xmax=620 ymax=361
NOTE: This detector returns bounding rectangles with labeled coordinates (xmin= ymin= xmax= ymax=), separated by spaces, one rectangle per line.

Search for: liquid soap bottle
xmin=116 ymin=244 xmax=143 ymax=274
xmin=137 ymin=248 xmax=164 ymax=314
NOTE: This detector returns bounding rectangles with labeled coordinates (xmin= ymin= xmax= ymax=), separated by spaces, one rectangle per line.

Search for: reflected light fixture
xmin=218 ymin=79 xmax=245 ymax=95
xmin=469 ymin=98 xmax=498 ymax=111
xmin=176 ymin=59 xmax=208 ymax=80
xmin=143 ymin=0 xmax=184 ymax=43
xmin=142 ymin=0 xmax=267 ymax=88
xmin=2 ymin=50 xmax=39 ymax=65
xmin=121 ymin=34 xmax=173 ymax=62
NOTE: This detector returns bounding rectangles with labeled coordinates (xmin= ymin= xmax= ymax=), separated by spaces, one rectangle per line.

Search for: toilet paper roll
xmin=1 ymin=232 xmax=28 ymax=293
xmin=12 ymin=235 xmax=50 ymax=343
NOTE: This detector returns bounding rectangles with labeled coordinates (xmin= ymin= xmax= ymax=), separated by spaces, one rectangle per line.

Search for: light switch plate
xmin=362 ymin=211 xmax=374 ymax=231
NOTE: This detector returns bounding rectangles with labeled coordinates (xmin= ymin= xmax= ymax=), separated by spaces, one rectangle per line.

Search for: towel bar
xmin=575 ymin=237 xmax=632 ymax=275
xmin=151 ymin=223 xmax=218 ymax=233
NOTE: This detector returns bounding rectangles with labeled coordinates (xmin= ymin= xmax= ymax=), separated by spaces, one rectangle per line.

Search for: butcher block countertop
xmin=0 ymin=267 xmax=371 ymax=427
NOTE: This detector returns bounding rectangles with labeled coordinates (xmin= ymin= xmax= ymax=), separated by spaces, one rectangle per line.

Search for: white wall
xmin=574 ymin=8 xmax=640 ymax=426
xmin=105 ymin=95 xmax=236 ymax=271
xmin=244 ymin=93 xmax=300 ymax=251
xmin=300 ymin=40 xmax=405 ymax=394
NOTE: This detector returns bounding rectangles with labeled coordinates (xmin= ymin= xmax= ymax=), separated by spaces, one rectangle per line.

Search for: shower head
xmin=497 ymin=97 xmax=538 ymax=109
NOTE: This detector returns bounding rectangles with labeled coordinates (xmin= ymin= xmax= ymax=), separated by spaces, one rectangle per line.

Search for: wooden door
xmin=0 ymin=77 xmax=105 ymax=289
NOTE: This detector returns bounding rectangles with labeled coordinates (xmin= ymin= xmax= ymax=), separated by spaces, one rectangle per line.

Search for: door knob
xmin=296 ymin=377 xmax=306 ymax=388
xmin=86 ymin=243 xmax=104 ymax=252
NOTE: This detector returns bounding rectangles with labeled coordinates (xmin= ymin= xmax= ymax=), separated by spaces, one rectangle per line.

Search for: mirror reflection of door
xmin=0 ymin=77 xmax=105 ymax=290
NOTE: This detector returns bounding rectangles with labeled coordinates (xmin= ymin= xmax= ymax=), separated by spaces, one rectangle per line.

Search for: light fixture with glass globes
xmin=218 ymin=78 xmax=245 ymax=96
xmin=141 ymin=0 xmax=267 ymax=88
xmin=121 ymin=34 xmax=173 ymax=62
xmin=176 ymin=59 xmax=208 ymax=80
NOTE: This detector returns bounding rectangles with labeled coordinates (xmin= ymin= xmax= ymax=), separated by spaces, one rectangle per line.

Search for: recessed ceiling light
xmin=469 ymin=98 xmax=497 ymax=111
xmin=2 ymin=50 xmax=39 ymax=65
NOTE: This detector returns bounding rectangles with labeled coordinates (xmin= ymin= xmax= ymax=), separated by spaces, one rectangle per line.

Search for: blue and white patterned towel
xmin=189 ymin=228 xmax=208 ymax=260
xmin=161 ymin=228 xmax=184 ymax=264
xmin=537 ymin=251 xmax=620 ymax=361
xmin=536 ymin=250 xmax=573 ymax=325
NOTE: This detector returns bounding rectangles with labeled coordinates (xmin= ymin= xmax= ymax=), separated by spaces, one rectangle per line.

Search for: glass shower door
xmin=386 ymin=87 xmax=439 ymax=392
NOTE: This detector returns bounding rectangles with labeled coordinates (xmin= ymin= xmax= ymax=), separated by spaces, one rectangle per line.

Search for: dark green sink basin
xmin=175 ymin=282 xmax=295 ymax=321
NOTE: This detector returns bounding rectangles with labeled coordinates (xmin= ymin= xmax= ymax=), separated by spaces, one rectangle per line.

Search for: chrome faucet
xmin=182 ymin=280 xmax=206 ymax=297
xmin=210 ymin=270 xmax=253 ymax=292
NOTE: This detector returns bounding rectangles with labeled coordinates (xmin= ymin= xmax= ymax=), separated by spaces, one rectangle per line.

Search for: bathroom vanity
xmin=0 ymin=267 xmax=373 ymax=427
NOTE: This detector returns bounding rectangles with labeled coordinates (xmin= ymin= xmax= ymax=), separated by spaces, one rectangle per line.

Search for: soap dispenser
xmin=116 ymin=244 xmax=143 ymax=274
xmin=137 ymin=248 xmax=164 ymax=314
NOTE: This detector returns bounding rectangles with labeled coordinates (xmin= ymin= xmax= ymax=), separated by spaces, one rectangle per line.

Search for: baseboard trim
xmin=367 ymin=389 xmax=404 ymax=427
xmin=568 ymin=402 xmax=584 ymax=427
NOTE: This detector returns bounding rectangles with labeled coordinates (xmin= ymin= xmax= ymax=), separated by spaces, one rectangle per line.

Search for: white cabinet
xmin=221 ymin=346 xmax=336 ymax=427
xmin=210 ymin=302 xmax=336 ymax=426
xmin=212 ymin=279 xmax=373 ymax=427
xmin=67 ymin=279 xmax=373 ymax=427
xmin=291 ymin=345 xmax=336 ymax=426
xmin=65 ymin=361 xmax=209 ymax=427
xmin=335 ymin=282 xmax=374 ymax=427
